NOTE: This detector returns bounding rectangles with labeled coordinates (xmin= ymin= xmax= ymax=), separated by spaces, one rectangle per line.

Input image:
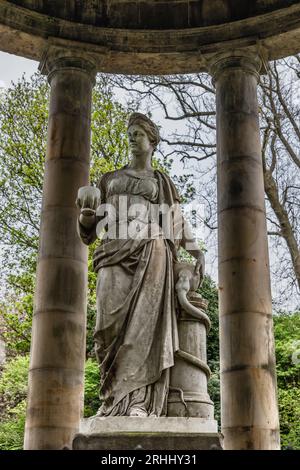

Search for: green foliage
xmin=273 ymin=312 xmax=300 ymax=449
xmin=173 ymin=174 xmax=196 ymax=203
xmin=0 ymin=74 xmax=134 ymax=356
xmin=0 ymin=355 xmax=101 ymax=448
xmin=90 ymin=77 xmax=131 ymax=181
xmin=200 ymin=276 xmax=219 ymax=368
xmin=274 ymin=312 xmax=300 ymax=389
xmin=0 ymin=355 xmax=29 ymax=450
xmin=0 ymin=401 xmax=26 ymax=450
xmin=0 ymin=293 xmax=32 ymax=355
xmin=0 ymin=355 xmax=29 ymax=400
xmin=0 ymin=74 xmax=48 ymax=266
xmin=199 ymin=276 xmax=220 ymax=425
xmin=86 ymin=303 xmax=97 ymax=359
xmin=84 ymin=358 xmax=101 ymax=417
xmin=0 ymin=73 xmax=47 ymax=354
xmin=1 ymin=72 xmax=299 ymax=452
xmin=86 ymin=245 xmax=98 ymax=358
xmin=278 ymin=387 xmax=300 ymax=449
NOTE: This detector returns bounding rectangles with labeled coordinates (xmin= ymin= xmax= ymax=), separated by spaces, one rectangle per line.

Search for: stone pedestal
xmin=168 ymin=293 xmax=215 ymax=422
xmin=73 ymin=286 xmax=222 ymax=451
xmin=73 ymin=417 xmax=223 ymax=450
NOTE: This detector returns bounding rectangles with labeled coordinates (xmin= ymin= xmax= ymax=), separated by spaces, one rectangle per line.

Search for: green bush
xmin=200 ymin=276 xmax=220 ymax=427
xmin=274 ymin=312 xmax=300 ymax=449
xmin=0 ymin=355 xmax=29 ymax=401
xmin=274 ymin=312 xmax=300 ymax=389
xmin=0 ymin=355 xmax=101 ymax=449
xmin=0 ymin=401 xmax=26 ymax=450
xmin=84 ymin=358 xmax=101 ymax=417
xmin=0 ymin=355 xmax=29 ymax=450
xmin=278 ymin=387 xmax=300 ymax=449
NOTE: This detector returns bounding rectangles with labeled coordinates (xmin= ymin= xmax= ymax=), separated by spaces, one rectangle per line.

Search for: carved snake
xmin=175 ymin=268 xmax=211 ymax=331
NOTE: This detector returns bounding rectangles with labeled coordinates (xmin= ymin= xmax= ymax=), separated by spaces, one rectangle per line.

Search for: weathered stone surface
xmin=210 ymin=51 xmax=280 ymax=450
xmin=6 ymin=0 xmax=299 ymax=29
xmin=0 ymin=2 xmax=300 ymax=73
xmin=168 ymin=292 xmax=214 ymax=420
xmin=220 ymin=427 xmax=279 ymax=451
xmin=76 ymin=113 xmax=208 ymax=424
xmin=73 ymin=416 xmax=222 ymax=450
xmin=10 ymin=2 xmax=287 ymax=452
xmin=24 ymin=50 xmax=96 ymax=450
xmin=218 ymin=257 xmax=272 ymax=315
xmin=73 ymin=433 xmax=222 ymax=450
xmin=79 ymin=416 xmax=218 ymax=435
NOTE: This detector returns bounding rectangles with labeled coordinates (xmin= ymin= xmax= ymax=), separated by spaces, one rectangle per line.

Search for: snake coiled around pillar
xmin=175 ymin=265 xmax=211 ymax=379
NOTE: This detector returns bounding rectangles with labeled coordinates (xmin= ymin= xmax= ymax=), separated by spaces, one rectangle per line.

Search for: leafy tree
xmin=0 ymin=74 xmax=134 ymax=357
xmin=0 ymin=355 xmax=101 ymax=449
xmin=0 ymin=401 xmax=26 ymax=451
xmin=1 ymin=71 xmax=299 ymax=451
xmin=106 ymin=57 xmax=300 ymax=308
xmin=259 ymin=60 xmax=300 ymax=297
xmin=0 ymin=355 xmax=29 ymax=450
xmin=200 ymin=276 xmax=220 ymax=425
xmin=0 ymin=73 xmax=172 ymax=357
xmin=84 ymin=358 xmax=101 ymax=417
xmin=273 ymin=311 xmax=300 ymax=449
xmin=274 ymin=311 xmax=300 ymax=389
xmin=278 ymin=388 xmax=300 ymax=449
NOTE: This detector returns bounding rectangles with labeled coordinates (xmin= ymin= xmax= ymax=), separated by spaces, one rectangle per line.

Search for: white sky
xmin=0 ymin=51 xmax=39 ymax=87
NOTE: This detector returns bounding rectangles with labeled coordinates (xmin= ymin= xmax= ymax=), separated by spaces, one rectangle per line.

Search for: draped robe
xmin=78 ymin=168 xmax=185 ymax=416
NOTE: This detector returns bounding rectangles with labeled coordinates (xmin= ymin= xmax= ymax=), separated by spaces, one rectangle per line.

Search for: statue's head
xmin=127 ymin=113 xmax=160 ymax=154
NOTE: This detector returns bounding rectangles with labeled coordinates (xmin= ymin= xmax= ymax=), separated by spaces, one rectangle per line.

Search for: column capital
xmin=39 ymin=39 xmax=105 ymax=85
xmin=208 ymin=50 xmax=262 ymax=84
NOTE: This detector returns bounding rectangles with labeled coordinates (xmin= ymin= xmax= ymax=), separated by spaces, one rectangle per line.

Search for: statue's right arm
xmin=77 ymin=213 xmax=98 ymax=245
xmin=77 ymin=174 xmax=107 ymax=245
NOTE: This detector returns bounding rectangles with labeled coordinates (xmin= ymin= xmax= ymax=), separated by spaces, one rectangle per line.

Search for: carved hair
xmin=127 ymin=112 xmax=160 ymax=150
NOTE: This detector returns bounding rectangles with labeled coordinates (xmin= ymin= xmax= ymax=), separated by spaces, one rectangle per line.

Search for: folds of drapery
xmin=94 ymin=236 xmax=178 ymax=416
xmin=76 ymin=168 xmax=197 ymax=415
xmin=77 ymin=168 xmax=194 ymax=253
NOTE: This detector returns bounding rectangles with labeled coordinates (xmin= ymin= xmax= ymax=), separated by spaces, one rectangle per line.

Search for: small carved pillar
xmin=168 ymin=263 xmax=216 ymax=427
xmin=24 ymin=45 xmax=96 ymax=450
xmin=209 ymin=50 xmax=280 ymax=449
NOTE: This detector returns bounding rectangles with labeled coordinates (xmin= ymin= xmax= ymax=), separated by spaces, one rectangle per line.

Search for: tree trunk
xmin=264 ymin=169 xmax=300 ymax=291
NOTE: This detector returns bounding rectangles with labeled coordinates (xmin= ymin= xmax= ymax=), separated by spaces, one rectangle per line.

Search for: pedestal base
xmin=72 ymin=417 xmax=223 ymax=450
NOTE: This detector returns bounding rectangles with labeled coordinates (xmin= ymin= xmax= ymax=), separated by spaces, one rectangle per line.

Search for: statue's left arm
xmin=179 ymin=216 xmax=205 ymax=279
xmin=157 ymin=170 xmax=205 ymax=279
xmin=76 ymin=174 xmax=108 ymax=245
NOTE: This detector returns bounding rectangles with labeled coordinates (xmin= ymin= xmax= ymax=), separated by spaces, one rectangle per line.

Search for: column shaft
xmin=211 ymin=52 xmax=280 ymax=450
xmin=24 ymin=52 xmax=95 ymax=449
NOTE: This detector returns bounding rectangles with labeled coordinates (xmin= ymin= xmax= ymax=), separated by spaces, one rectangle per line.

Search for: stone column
xmin=209 ymin=51 xmax=280 ymax=450
xmin=24 ymin=46 xmax=96 ymax=450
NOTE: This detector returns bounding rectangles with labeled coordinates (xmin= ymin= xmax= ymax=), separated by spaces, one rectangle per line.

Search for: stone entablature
xmin=0 ymin=0 xmax=300 ymax=73
xmin=7 ymin=0 xmax=299 ymax=29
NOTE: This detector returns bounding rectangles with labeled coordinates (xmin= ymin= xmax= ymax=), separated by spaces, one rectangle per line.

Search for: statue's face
xmin=128 ymin=124 xmax=154 ymax=156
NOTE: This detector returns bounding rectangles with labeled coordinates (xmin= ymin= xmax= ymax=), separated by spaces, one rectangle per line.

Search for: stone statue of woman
xmin=76 ymin=112 xmax=205 ymax=417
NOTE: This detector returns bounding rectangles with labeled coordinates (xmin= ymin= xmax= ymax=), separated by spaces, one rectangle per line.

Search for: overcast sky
xmin=0 ymin=51 xmax=39 ymax=87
